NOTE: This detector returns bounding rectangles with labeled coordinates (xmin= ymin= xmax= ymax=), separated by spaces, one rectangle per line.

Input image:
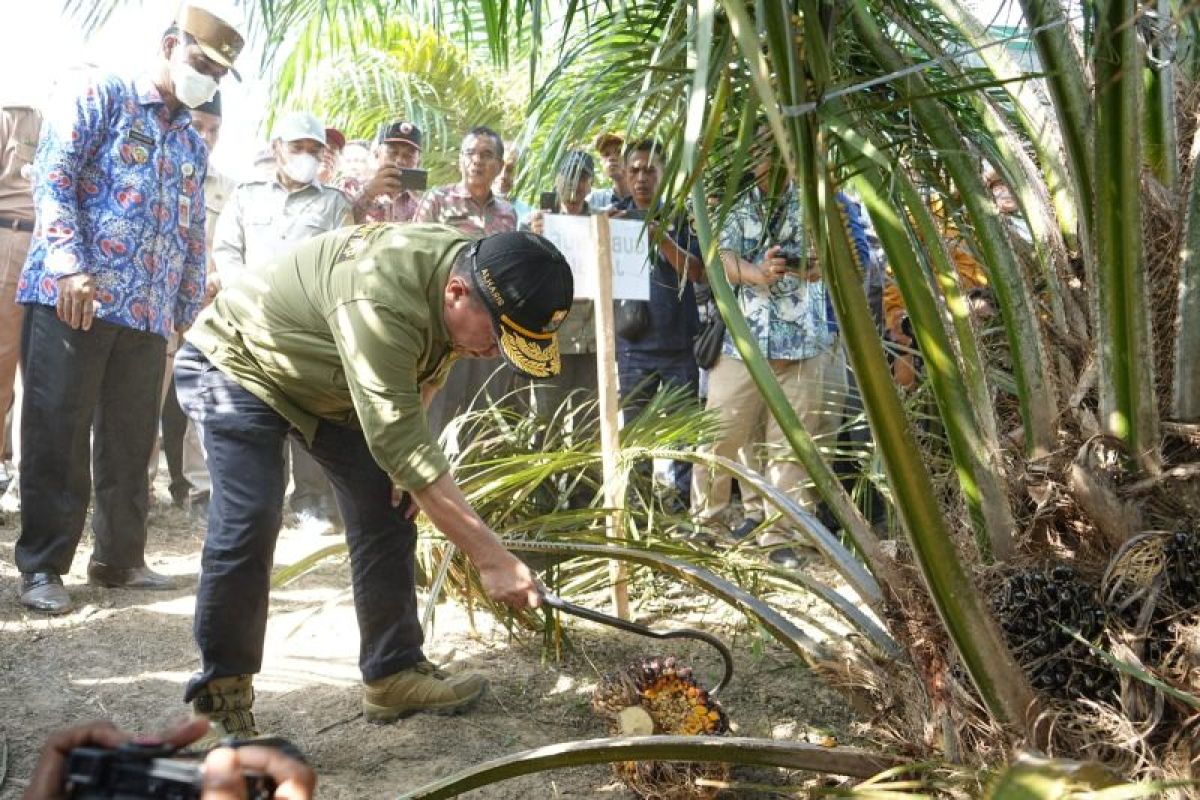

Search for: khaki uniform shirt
xmin=212 ymin=176 xmax=352 ymax=279
xmin=0 ymin=106 xmax=42 ymax=223
xmin=186 ymin=223 xmax=469 ymax=492
xmin=203 ymin=169 xmax=236 ymax=265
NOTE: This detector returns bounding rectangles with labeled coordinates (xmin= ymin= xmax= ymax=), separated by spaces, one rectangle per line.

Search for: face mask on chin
xmin=282 ymin=152 xmax=320 ymax=185
xmin=169 ymin=55 xmax=219 ymax=109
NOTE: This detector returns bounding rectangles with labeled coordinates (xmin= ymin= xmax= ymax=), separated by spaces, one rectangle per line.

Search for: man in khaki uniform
xmin=213 ymin=111 xmax=352 ymax=528
xmin=0 ymin=105 xmax=42 ymax=479
xmin=174 ymin=224 xmax=572 ymax=738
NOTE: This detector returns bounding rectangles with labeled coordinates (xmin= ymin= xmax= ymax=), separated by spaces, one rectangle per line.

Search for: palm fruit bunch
xmin=592 ymin=655 xmax=730 ymax=800
xmin=992 ymin=565 xmax=1117 ymax=700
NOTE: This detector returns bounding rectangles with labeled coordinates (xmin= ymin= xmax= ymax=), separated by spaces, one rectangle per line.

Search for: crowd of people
xmin=2 ymin=1 xmax=992 ymax=793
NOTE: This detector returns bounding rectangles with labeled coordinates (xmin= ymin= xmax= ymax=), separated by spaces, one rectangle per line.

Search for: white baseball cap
xmin=272 ymin=111 xmax=327 ymax=146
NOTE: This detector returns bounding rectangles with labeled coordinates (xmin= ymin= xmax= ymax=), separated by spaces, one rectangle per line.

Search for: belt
xmin=0 ymin=216 xmax=34 ymax=233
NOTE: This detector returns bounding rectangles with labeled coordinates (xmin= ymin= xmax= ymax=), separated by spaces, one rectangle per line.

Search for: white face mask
xmin=282 ymin=152 xmax=320 ymax=185
xmin=170 ymin=58 xmax=219 ymax=109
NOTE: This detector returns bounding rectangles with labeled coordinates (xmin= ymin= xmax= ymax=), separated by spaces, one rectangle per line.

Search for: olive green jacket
xmin=187 ymin=223 xmax=470 ymax=491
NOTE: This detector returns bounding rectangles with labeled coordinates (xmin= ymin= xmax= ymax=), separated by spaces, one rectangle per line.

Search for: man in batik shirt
xmin=415 ymin=125 xmax=517 ymax=431
xmin=690 ymin=147 xmax=851 ymax=568
xmin=14 ymin=5 xmax=243 ymax=614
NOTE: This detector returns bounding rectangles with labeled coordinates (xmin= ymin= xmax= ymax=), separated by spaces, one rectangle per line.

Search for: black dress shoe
xmin=87 ymin=562 xmax=175 ymax=590
xmin=20 ymin=572 xmax=73 ymax=614
xmin=731 ymin=518 xmax=762 ymax=541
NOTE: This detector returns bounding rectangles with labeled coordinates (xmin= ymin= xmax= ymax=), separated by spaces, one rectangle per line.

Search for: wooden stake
xmin=591 ymin=213 xmax=630 ymax=619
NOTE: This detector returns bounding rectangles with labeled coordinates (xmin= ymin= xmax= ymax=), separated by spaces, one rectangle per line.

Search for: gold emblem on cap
xmin=500 ymin=326 xmax=560 ymax=378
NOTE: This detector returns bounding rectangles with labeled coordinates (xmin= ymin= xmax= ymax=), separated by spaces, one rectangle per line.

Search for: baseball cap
xmin=467 ymin=232 xmax=574 ymax=379
xmin=176 ymin=3 xmax=245 ymax=81
xmin=378 ymin=120 xmax=423 ymax=150
xmin=558 ymin=150 xmax=595 ymax=180
xmin=273 ymin=112 xmax=327 ymax=145
xmin=594 ymin=132 xmax=624 ymax=154
xmin=325 ymin=127 xmax=346 ymax=152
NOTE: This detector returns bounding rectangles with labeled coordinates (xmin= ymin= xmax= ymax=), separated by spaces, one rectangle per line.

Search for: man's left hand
xmin=391 ymin=485 xmax=421 ymax=521
xmin=24 ymin=719 xmax=210 ymax=800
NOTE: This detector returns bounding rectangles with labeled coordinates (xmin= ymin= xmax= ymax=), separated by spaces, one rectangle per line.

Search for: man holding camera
xmin=352 ymin=119 xmax=425 ymax=224
xmin=689 ymin=145 xmax=848 ymax=567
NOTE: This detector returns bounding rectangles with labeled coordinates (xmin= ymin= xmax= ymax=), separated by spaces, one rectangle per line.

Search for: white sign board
xmin=541 ymin=214 xmax=651 ymax=301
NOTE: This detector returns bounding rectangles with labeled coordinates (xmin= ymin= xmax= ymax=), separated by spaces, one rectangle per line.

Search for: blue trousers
xmin=174 ymin=345 xmax=424 ymax=700
xmin=616 ymin=348 xmax=699 ymax=503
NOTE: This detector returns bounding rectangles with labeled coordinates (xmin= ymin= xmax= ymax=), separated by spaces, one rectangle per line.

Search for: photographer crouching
xmin=24 ymin=720 xmax=315 ymax=799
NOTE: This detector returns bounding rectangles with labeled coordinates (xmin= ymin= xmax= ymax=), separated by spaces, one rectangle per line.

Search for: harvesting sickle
xmin=538 ymin=588 xmax=734 ymax=696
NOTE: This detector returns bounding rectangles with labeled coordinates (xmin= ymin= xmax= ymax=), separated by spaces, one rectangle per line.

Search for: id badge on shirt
xmin=178 ymin=194 xmax=192 ymax=229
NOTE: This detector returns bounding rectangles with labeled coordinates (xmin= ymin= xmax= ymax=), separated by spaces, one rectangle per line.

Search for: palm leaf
xmin=1093 ymin=0 xmax=1159 ymax=460
xmin=397 ymin=736 xmax=911 ymax=799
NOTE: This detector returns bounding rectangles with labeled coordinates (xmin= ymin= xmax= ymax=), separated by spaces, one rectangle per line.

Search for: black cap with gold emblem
xmin=468 ymin=232 xmax=574 ymax=379
xmin=177 ymin=3 xmax=245 ymax=81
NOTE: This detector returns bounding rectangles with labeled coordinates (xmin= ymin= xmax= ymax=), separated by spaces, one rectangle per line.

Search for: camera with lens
xmin=64 ymin=738 xmax=300 ymax=799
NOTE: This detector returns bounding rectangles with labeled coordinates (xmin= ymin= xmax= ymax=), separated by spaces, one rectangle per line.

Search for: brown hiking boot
xmin=191 ymin=674 xmax=259 ymax=746
xmin=362 ymin=661 xmax=486 ymax=722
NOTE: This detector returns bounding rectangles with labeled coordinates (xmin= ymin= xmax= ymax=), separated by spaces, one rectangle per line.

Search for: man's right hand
xmin=56 ymin=273 xmax=97 ymax=330
xmin=758 ymin=245 xmax=788 ymax=286
xmin=476 ymin=551 xmax=541 ymax=610
xmin=202 ymin=744 xmax=316 ymax=800
xmin=528 ymin=209 xmax=546 ymax=235
xmin=360 ymin=166 xmax=406 ymax=203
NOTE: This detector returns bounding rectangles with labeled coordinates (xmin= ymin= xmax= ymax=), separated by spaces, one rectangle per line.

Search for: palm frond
xmin=398 ymin=736 xmax=911 ymax=799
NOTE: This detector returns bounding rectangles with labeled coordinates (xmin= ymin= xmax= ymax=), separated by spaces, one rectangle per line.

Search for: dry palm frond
xmin=1033 ymin=698 xmax=1153 ymax=776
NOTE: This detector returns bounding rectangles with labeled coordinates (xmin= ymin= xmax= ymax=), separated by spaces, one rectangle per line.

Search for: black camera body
xmin=65 ymin=740 xmax=289 ymax=799
xmin=397 ymin=167 xmax=428 ymax=191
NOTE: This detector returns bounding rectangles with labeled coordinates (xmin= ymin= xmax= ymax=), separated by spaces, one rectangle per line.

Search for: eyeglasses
xmin=461 ymin=149 xmax=499 ymax=162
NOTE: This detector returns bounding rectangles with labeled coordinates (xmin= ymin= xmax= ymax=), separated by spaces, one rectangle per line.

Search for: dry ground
xmin=0 ymin=481 xmax=859 ymax=799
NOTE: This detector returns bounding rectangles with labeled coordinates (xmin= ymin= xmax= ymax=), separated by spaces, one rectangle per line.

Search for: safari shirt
xmin=212 ymin=177 xmax=352 ymax=279
xmin=186 ymin=223 xmax=470 ymax=491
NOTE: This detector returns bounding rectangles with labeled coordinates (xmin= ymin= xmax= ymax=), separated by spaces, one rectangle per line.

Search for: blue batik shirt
xmin=718 ymin=184 xmax=836 ymax=361
xmin=19 ymin=72 xmax=208 ymax=339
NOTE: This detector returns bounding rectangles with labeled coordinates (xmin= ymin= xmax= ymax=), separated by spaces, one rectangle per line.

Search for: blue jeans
xmin=174 ymin=344 xmax=424 ymax=700
xmin=617 ymin=348 xmax=699 ymax=503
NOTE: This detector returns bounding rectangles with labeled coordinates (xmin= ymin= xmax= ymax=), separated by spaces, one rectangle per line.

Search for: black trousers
xmin=174 ymin=344 xmax=424 ymax=700
xmin=15 ymin=305 xmax=166 ymax=574
xmin=617 ymin=348 xmax=700 ymax=503
xmin=161 ymin=377 xmax=191 ymax=501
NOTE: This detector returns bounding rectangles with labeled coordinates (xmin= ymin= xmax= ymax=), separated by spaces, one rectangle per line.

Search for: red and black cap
xmin=377 ymin=120 xmax=423 ymax=150
xmin=467 ymin=232 xmax=574 ymax=379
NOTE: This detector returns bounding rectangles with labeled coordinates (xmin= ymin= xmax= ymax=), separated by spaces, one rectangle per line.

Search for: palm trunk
xmin=817 ymin=169 xmax=1037 ymax=734
xmin=1172 ymin=128 xmax=1200 ymax=420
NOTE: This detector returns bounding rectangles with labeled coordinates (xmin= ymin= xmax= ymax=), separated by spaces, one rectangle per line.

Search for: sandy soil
xmin=0 ymin=481 xmax=859 ymax=799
